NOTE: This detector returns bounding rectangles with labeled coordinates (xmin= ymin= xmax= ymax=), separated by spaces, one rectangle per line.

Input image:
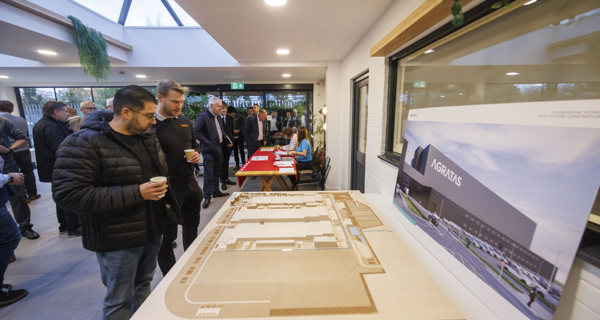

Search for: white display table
xmin=132 ymin=191 xmax=462 ymax=319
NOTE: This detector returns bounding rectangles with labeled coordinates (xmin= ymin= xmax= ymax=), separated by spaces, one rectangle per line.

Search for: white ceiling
xmin=0 ymin=0 xmax=395 ymax=87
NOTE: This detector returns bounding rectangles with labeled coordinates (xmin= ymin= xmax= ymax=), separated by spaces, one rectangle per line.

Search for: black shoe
xmin=9 ymin=254 xmax=15 ymax=263
xmin=202 ymin=199 xmax=210 ymax=209
xmin=1 ymin=284 xmax=12 ymax=291
xmin=225 ymin=180 xmax=236 ymax=185
xmin=212 ymin=191 xmax=229 ymax=198
xmin=28 ymin=194 xmax=41 ymax=202
xmin=68 ymin=229 xmax=82 ymax=238
xmin=21 ymin=228 xmax=39 ymax=240
xmin=221 ymin=183 xmax=227 ymax=191
xmin=172 ymin=241 xmax=177 ymax=249
xmin=0 ymin=288 xmax=28 ymax=308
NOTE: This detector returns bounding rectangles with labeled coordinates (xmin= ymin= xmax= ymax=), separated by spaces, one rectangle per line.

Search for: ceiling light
xmin=37 ymin=49 xmax=57 ymax=55
xmin=136 ymin=74 xmax=147 ymax=78
xmin=265 ymin=0 xmax=287 ymax=6
xmin=524 ymin=0 xmax=537 ymax=5
xmin=282 ymin=73 xmax=291 ymax=78
xmin=505 ymin=72 xmax=519 ymax=76
xmin=276 ymin=48 xmax=290 ymax=55
xmin=0 ymin=75 xmax=9 ymax=79
xmin=424 ymin=49 xmax=435 ymax=54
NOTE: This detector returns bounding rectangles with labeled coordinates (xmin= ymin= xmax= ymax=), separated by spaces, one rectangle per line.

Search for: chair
xmin=297 ymin=147 xmax=323 ymax=184
xmin=295 ymin=158 xmax=330 ymax=191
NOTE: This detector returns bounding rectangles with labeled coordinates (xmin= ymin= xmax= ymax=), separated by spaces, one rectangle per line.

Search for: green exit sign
xmin=230 ymin=82 xmax=245 ymax=90
xmin=413 ymin=81 xmax=427 ymax=88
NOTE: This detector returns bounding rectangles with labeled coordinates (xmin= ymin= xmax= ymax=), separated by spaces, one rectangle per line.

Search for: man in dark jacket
xmin=52 ymin=85 xmax=178 ymax=320
xmin=0 ymin=115 xmax=39 ymax=240
xmin=193 ymin=97 xmax=231 ymax=209
xmin=219 ymin=102 xmax=236 ymax=190
xmin=154 ymin=80 xmax=203 ymax=275
xmin=32 ymin=101 xmax=80 ymax=236
xmin=244 ymin=109 xmax=268 ymax=157
xmin=229 ymin=106 xmax=245 ymax=169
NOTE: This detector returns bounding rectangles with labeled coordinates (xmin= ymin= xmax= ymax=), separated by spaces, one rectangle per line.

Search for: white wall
xmin=326 ymin=0 xmax=600 ymax=319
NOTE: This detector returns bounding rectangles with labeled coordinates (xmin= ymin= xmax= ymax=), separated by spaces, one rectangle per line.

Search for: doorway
xmin=351 ymin=73 xmax=368 ymax=192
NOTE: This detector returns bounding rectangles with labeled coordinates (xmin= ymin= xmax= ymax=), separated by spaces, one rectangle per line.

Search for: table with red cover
xmin=235 ymin=147 xmax=296 ymax=191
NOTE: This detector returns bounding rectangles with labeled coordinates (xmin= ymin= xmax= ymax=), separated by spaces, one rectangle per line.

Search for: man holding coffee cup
xmin=52 ymin=85 xmax=180 ymax=319
xmin=153 ymin=80 xmax=203 ymax=275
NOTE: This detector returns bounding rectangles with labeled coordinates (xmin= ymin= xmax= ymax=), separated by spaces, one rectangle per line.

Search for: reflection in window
xmin=388 ymin=0 xmax=600 ymax=155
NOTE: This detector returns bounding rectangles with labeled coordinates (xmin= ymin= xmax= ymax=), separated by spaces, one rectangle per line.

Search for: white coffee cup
xmin=150 ymin=176 xmax=167 ymax=198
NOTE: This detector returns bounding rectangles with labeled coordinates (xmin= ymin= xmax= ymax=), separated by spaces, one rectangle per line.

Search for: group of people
xmin=0 ymin=80 xmax=313 ymax=319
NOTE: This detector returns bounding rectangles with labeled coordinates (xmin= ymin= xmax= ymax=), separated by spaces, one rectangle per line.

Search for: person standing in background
xmin=244 ymin=109 xmax=268 ymax=158
xmin=33 ymin=101 xmax=80 ymax=237
xmin=105 ymin=97 xmax=114 ymax=111
xmin=0 ymin=114 xmax=39 ymax=240
xmin=194 ymin=97 xmax=230 ymax=209
xmin=219 ymin=102 xmax=236 ymax=190
xmin=0 ymin=100 xmax=40 ymax=203
xmin=153 ymin=80 xmax=203 ymax=275
xmin=228 ymin=106 xmax=245 ymax=170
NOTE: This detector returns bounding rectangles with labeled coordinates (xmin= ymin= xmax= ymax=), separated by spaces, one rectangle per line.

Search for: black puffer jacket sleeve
xmin=52 ymin=129 xmax=144 ymax=215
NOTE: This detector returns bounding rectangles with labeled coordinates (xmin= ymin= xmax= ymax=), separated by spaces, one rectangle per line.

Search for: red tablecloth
xmin=235 ymin=148 xmax=296 ymax=187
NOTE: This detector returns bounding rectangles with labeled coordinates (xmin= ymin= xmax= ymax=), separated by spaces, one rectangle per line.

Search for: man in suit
xmin=244 ymin=109 xmax=268 ymax=158
xmin=194 ymin=97 xmax=231 ymax=209
xmin=219 ymin=102 xmax=236 ymax=191
xmin=229 ymin=106 xmax=245 ymax=170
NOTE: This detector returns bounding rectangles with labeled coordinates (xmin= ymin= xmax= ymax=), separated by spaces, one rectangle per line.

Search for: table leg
xmin=259 ymin=176 xmax=275 ymax=191
xmin=275 ymin=175 xmax=290 ymax=191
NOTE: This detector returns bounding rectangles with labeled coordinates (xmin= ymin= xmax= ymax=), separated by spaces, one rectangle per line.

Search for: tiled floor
xmin=0 ymin=164 xmax=278 ymax=320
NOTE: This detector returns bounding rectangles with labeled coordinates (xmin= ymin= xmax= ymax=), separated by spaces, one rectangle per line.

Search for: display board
xmin=133 ymin=191 xmax=462 ymax=319
xmin=393 ymin=100 xmax=600 ymax=320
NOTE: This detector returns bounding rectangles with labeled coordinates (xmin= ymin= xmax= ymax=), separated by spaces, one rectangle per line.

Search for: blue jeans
xmin=96 ymin=237 xmax=161 ymax=320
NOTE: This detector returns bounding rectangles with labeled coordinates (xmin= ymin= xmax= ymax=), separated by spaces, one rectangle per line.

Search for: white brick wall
xmin=326 ymin=0 xmax=600 ymax=319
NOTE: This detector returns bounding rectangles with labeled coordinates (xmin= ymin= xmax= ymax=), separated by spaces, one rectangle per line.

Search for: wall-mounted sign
xmin=230 ymin=82 xmax=245 ymax=90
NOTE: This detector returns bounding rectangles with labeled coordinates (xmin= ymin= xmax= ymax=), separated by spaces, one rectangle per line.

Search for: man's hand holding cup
xmin=184 ymin=149 xmax=201 ymax=164
xmin=140 ymin=176 xmax=168 ymax=200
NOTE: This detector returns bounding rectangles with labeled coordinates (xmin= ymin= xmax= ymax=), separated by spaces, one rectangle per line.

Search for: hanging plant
xmin=68 ymin=15 xmax=111 ymax=81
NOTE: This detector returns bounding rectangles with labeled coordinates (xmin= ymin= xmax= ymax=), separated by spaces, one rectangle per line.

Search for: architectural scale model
xmin=165 ymin=192 xmax=385 ymax=318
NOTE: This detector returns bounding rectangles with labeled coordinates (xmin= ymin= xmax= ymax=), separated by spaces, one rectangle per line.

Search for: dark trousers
xmin=247 ymin=140 xmax=263 ymax=160
xmin=8 ymin=183 xmax=32 ymax=231
xmin=220 ymin=143 xmax=231 ymax=183
xmin=232 ymin=137 xmax=245 ymax=167
xmin=157 ymin=178 xmax=202 ymax=275
xmin=0 ymin=206 xmax=21 ymax=287
xmin=56 ymin=204 xmax=79 ymax=233
xmin=201 ymin=152 xmax=222 ymax=199
xmin=289 ymin=160 xmax=313 ymax=185
xmin=13 ymin=150 xmax=38 ymax=197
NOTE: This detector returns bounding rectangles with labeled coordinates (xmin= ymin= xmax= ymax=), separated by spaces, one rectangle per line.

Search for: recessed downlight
xmin=0 ymin=75 xmax=9 ymax=79
xmin=136 ymin=74 xmax=147 ymax=79
xmin=524 ymin=0 xmax=537 ymax=5
xmin=282 ymin=73 xmax=291 ymax=78
xmin=37 ymin=49 xmax=57 ymax=55
xmin=276 ymin=48 xmax=290 ymax=55
xmin=424 ymin=49 xmax=435 ymax=54
xmin=505 ymin=72 xmax=519 ymax=76
xmin=265 ymin=0 xmax=287 ymax=6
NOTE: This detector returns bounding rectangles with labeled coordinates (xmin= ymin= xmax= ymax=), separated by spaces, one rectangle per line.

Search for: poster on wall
xmin=392 ymin=100 xmax=600 ymax=320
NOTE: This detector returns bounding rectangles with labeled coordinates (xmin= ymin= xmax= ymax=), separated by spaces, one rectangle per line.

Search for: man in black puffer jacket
xmin=52 ymin=85 xmax=180 ymax=320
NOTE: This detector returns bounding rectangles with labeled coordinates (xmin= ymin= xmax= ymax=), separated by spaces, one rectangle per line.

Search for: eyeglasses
xmin=126 ymin=107 xmax=155 ymax=120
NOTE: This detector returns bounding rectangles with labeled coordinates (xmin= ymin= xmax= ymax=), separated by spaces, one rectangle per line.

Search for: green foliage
xmin=442 ymin=0 xmax=514 ymax=27
xmin=21 ymin=88 xmax=44 ymax=104
xmin=68 ymin=15 xmax=111 ymax=81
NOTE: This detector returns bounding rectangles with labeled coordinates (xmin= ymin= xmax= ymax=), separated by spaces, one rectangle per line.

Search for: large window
xmin=385 ymin=0 xmax=600 ymax=161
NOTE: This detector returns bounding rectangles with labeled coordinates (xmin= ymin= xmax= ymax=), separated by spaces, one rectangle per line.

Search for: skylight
xmin=72 ymin=0 xmax=199 ymax=27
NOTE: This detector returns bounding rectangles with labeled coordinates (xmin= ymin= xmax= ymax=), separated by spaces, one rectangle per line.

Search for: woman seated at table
xmin=287 ymin=126 xmax=312 ymax=186
xmin=280 ymin=127 xmax=297 ymax=151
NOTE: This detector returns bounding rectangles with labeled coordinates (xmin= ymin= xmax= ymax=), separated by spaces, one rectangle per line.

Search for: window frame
xmin=381 ymin=0 xmax=499 ymax=167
